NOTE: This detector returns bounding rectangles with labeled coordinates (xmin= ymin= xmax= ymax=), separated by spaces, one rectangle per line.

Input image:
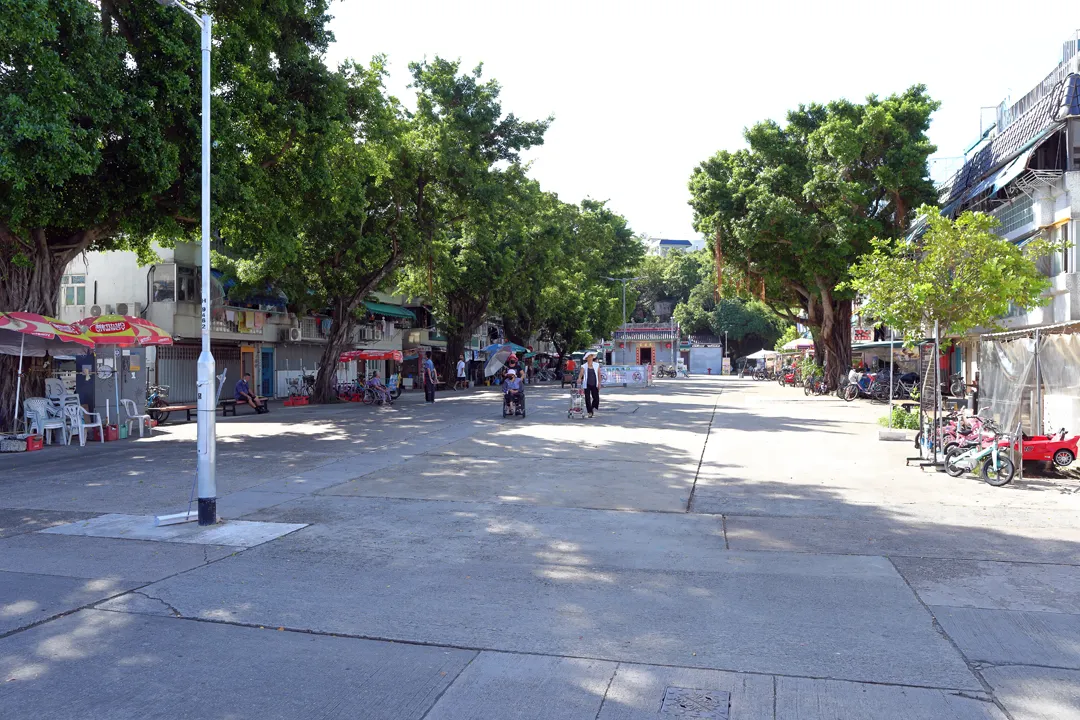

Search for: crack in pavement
xmin=130 ymin=590 xmax=183 ymax=618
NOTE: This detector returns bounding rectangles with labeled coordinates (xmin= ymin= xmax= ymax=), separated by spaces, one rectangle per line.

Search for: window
xmin=1048 ymin=224 xmax=1070 ymax=277
xmin=61 ymin=275 xmax=86 ymax=306
xmin=152 ymin=264 xmax=177 ymax=303
xmin=993 ymin=196 xmax=1034 ymax=235
xmin=176 ymin=267 xmax=198 ymax=302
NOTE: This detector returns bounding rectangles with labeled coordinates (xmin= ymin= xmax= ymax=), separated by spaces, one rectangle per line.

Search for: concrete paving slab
xmin=247 ymin=455 xmax=396 ymax=493
xmin=435 ymin=422 xmax=707 ymax=465
xmin=0 ymin=534 xmax=236 ymax=581
xmin=725 ymin=515 xmax=1080 ymax=564
xmin=41 ymin=513 xmax=307 ymax=548
xmin=893 ymin=557 xmax=1080 ymax=614
xmin=424 ymin=651 xmax=615 ymax=720
xmin=981 ymin=665 xmax=1080 ymax=720
xmin=0 ymin=609 xmax=476 ymax=719
xmin=775 ymin=676 xmax=1005 ymax=719
xmin=244 ymin=496 xmax=726 ymax=572
xmin=0 ymin=508 xmax=97 ymax=538
xmin=141 ymin=548 xmax=980 ymax=689
xmin=597 ymin=664 xmax=773 ymax=720
xmin=932 ymin=606 xmax=1080 ymax=669
xmin=213 ymin=489 xmax=304 ymax=519
xmin=321 ymin=455 xmax=697 ymax=511
xmin=0 ymin=572 xmax=135 ymax=635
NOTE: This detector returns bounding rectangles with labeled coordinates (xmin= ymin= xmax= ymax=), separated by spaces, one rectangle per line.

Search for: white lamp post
xmin=157 ymin=0 xmax=217 ymax=525
xmin=603 ymin=276 xmax=642 ymax=364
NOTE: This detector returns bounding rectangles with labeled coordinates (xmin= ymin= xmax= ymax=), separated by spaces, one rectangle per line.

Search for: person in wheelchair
xmin=366 ymin=371 xmax=392 ymax=405
xmin=503 ymin=369 xmax=525 ymax=414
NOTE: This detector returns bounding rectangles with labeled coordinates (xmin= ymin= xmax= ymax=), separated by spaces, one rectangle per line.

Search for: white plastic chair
xmin=120 ymin=399 xmax=152 ymax=438
xmin=24 ymin=398 xmax=68 ymax=445
xmin=44 ymin=378 xmax=65 ymax=398
xmin=64 ymin=404 xmax=103 ymax=447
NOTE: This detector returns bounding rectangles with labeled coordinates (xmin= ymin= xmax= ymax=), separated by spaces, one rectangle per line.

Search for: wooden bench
xmin=219 ymin=397 xmax=269 ymax=417
xmin=156 ymin=399 xmax=268 ymax=423
xmin=154 ymin=404 xmax=195 ymax=425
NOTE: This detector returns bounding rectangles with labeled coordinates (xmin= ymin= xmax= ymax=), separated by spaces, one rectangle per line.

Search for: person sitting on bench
xmin=235 ymin=373 xmax=266 ymax=414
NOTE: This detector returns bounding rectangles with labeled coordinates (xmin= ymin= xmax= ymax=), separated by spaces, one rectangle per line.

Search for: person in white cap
xmin=577 ymin=351 xmax=601 ymax=418
xmin=503 ymin=368 xmax=524 ymax=414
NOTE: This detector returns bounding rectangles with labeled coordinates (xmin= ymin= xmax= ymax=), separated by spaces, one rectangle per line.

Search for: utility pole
xmin=603 ymin=276 xmax=641 ymax=365
xmin=158 ymin=0 xmax=217 ymax=525
xmin=603 ymin=276 xmax=642 ymax=329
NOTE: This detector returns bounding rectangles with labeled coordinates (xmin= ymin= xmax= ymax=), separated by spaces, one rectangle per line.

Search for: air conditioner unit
xmin=90 ymin=305 xmax=103 ymax=317
xmin=115 ymin=301 xmax=141 ymax=317
xmin=283 ymin=327 xmax=302 ymax=343
xmin=104 ymin=304 xmax=115 ymax=315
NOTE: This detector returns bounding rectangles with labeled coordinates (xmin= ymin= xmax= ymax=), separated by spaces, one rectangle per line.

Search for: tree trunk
xmin=444 ymin=292 xmax=488 ymax=380
xmin=0 ymin=227 xmax=76 ymax=429
xmin=444 ymin=331 xmax=467 ymax=382
xmin=819 ymin=300 xmax=852 ymax=389
xmin=312 ymin=307 xmax=354 ymax=404
xmin=309 ymin=249 xmax=403 ymax=404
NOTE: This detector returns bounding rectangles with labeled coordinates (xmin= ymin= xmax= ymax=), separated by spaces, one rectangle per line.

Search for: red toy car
xmin=1020 ymin=428 xmax=1079 ymax=467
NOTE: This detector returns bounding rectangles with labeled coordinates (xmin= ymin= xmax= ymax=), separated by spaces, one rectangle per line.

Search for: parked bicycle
xmin=146 ymin=384 xmax=171 ymax=424
xmin=944 ymin=418 xmax=1015 ymax=486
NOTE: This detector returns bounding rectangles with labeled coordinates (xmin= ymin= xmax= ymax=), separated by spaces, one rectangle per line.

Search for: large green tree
xmin=689 ymin=86 xmax=940 ymax=386
xmin=631 ymin=249 xmax=711 ymax=322
xmin=401 ymin=168 xmax=546 ymax=377
xmin=1 ymin=0 xmax=347 ymax=410
xmin=536 ymin=200 xmax=643 ymax=365
xmin=846 ymin=206 xmax=1061 ymax=338
xmin=223 ymin=57 xmax=549 ymax=402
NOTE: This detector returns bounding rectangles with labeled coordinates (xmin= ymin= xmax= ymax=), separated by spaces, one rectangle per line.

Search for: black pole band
xmin=197 ymin=497 xmax=217 ymax=526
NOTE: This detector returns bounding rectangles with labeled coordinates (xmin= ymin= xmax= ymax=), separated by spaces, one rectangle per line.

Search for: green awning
xmin=363 ymin=302 xmax=416 ymax=320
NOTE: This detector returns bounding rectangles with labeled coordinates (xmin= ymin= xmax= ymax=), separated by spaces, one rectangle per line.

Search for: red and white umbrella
xmin=77 ymin=315 xmax=172 ymax=426
xmin=0 ymin=312 xmax=97 ymax=431
xmin=77 ymin=314 xmax=173 ymax=346
xmin=339 ymin=349 xmax=403 ymax=363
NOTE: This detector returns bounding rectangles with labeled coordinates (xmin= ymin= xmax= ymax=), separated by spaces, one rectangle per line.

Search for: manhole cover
xmin=659 ymin=687 xmax=730 ymax=718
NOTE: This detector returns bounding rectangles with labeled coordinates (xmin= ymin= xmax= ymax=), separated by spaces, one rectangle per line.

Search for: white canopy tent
xmin=746 ymin=349 xmax=779 ymax=360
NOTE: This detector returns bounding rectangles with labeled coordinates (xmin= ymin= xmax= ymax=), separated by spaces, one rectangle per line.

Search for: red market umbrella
xmin=339 ymin=349 xmax=403 ymax=363
xmin=78 ymin=315 xmax=172 ymax=426
xmin=78 ymin=314 xmax=173 ymax=346
xmin=0 ymin=312 xmax=96 ymax=431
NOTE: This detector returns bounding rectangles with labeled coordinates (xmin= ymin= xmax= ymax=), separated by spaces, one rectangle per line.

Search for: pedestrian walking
xmin=455 ymin=354 xmax=467 ymax=390
xmin=423 ymin=351 xmax=437 ymax=403
xmin=577 ymin=351 xmax=601 ymax=418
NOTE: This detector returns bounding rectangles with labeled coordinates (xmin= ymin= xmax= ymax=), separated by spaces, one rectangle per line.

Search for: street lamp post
xmin=602 ymin=276 xmax=641 ymax=365
xmin=158 ymin=0 xmax=217 ymax=525
xmin=602 ymin=276 xmax=642 ymax=330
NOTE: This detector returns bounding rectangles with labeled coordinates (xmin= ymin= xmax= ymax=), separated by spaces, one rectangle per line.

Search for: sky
xmin=324 ymin=0 xmax=1079 ymax=241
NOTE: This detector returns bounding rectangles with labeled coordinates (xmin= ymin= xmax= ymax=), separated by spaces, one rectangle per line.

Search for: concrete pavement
xmin=1 ymin=377 xmax=1078 ymax=718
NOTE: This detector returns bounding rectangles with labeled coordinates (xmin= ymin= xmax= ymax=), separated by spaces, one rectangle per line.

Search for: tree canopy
xmin=845 ymin=206 xmax=1062 ymax=339
xmin=688 ymin=85 xmax=940 ymax=384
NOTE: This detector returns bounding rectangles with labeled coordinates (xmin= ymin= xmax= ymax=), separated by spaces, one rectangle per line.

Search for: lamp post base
xmin=197 ymin=497 xmax=217 ymax=526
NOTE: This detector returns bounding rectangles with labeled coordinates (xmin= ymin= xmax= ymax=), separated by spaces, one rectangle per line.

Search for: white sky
xmin=325 ymin=0 xmax=1078 ymax=241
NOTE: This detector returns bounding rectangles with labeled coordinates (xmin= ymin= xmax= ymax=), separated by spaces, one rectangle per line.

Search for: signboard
xmin=600 ymin=365 xmax=649 ymax=387
xmin=919 ymin=342 xmax=938 ymax=411
xmin=853 ymin=328 xmax=871 ymax=342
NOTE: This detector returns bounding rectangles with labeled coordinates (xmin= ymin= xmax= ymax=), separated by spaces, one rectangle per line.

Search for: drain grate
xmin=659 ymin=687 xmax=730 ymax=718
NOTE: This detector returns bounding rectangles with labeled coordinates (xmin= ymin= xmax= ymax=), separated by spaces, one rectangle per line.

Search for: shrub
xmin=878 ymin=406 xmax=920 ymax=430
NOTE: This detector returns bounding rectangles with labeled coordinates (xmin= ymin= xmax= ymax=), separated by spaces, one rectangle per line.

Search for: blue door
xmin=261 ymin=348 xmax=274 ymax=396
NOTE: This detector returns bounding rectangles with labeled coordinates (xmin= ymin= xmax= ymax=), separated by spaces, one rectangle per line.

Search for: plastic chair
xmin=44 ymin=378 xmax=65 ymax=398
xmin=120 ymin=399 xmax=152 ymax=438
xmin=24 ymin=398 xmax=68 ymax=445
xmin=64 ymin=404 xmax=103 ymax=447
